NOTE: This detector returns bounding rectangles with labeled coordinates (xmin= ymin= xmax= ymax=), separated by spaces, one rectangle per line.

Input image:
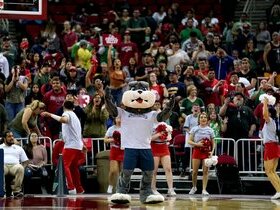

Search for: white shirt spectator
xmin=152 ymin=12 xmax=166 ymax=24
xmin=181 ymin=17 xmax=199 ymax=28
xmin=167 ymin=50 xmax=190 ymax=71
xmin=0 ymin=144 xmax=28 ymax=164
xmin=0 ymin=53 xmax=9 ymax=79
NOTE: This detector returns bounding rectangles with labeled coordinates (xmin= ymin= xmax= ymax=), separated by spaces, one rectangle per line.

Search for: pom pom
xmin=205 ymin=155 xmax=218 ymax=167
xmin=199 ymin=138 xmax=212 ymax=153
xmin=112 ymin=130 xmax=121 ymax=145
xmin=155 ymin=122 xmax=173 ymax=141
xmin=259 ymin=93 xmax=276 ymax=105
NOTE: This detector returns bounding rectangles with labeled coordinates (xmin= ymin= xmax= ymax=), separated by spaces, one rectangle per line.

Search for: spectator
xmin=263 ymin=32 xmax=280 ymax=86
xmin=42 ymin=77 xmax=67 ymax=139
xmin=63 ymin=66 xmax=85 ymax=93
xmin=148 ymin=72 xmax=169 ymax=103
xmin=25 ymin=83 xmax=43 ymax=105
xmin=107 ymin=44 xmax=127 ymax=106
xmin=180 ymin=18 xmax=203 ymax=43
xmin=181 ymin=104 xmax=201 ymax=177
xmin=152 ymin=5 xmax=166 ymax=25
xmin=76 ymin=40 xmax=92 ymax=71
xmin=0 ymin=130 xmax=29 ymax=197
xmin=180 ymin=84 xmax=204 ymax=117
xmin=118 ymin=30 xmax=139 ymax=71
xmin=104 ymin=116 xmax=124 ymax=194
xmin=5 ymin=65 xmax=29 ymax=122
xmin=83 ymin=93 xmax=109 ymax=138
xmin=127 ymin=9 xmax=148 ymax=49
xmin=0 ymin=36 xmax=18 ymax=69
xmin=219 ymin=92 xmax=256 ymax=170
xmin=23 ymin=132 xmax=48 ymax=193
xmin=183 ymin=64 xmax=200 ymax=88
xmin=255 ymin=21 xmax=271 ymax=52
xmin=238 ymin=57 xmax=257 ymax=94
xmin=188 ymin=112 xmax=215 ymax=196
xmin=0 ymin=52 xmax=9 ymax=79
xmin=9 ymin=100 xmax=45 ymax=138
xmin=182 ymin=31 xmax=203 ymax=58
xmin=167 ymin=41 xmax=190 ymax=72
xmin=33 ymin=62 xmax=51 ymax=89
xmin=208 ymin=47 xmax=234 ymax=80
xmin=135 ymin=52 xmax=154 ymax=82
xmin=61 ymin=21 xmax=78 ymax=57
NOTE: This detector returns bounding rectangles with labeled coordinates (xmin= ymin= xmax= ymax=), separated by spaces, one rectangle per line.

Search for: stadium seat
xmin=171 ymin=134 xmax=186 ymax=173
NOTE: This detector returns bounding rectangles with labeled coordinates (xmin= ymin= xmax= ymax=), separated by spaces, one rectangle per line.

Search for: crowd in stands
xmin=0 ymin=0 xmax=280 ymax=195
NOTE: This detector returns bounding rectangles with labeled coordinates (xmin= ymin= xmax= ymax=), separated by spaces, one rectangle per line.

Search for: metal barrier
xmin=235 ymin=138 xmax=264 ymax=175
xmin=89 ymin=138 xmax=108 ymax=166
xmin=189 ymin=138 xmax=236 ymax=174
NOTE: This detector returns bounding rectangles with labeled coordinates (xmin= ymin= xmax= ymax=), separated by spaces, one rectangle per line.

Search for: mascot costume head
xmin=105 ymin=81 xmax=175 ymax=204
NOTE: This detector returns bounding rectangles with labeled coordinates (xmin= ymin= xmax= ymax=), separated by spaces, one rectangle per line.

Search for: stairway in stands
xmin=234 ymin=0 xmax=274 ymax=31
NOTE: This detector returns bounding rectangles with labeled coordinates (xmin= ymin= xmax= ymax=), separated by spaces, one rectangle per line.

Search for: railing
xmin=17 ymin=136 xmax=271 ymax=180
xmin=243 ymin=0 xmax=256 ymax=23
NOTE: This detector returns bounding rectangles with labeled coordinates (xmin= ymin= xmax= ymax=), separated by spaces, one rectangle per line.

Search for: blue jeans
xmin=5 ymin=101 xmax=24 ymax=123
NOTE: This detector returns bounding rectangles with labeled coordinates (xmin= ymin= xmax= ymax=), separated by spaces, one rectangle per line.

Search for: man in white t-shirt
xmin=42 ymin=100 xmax=85 ymax=195
xmin=0 ymin=131 xmax=29 ymax=197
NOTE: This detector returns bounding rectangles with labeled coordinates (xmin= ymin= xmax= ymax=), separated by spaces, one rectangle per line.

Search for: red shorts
xmin=110 ymin=147 xmax=124 ymax=161
xmin=192 ymin=147 xmax=209 ymax=160
xmin=264 ymin=142 xmax=280 ymax=161
xmin=151 ymin=143 xmax=170 ymax=157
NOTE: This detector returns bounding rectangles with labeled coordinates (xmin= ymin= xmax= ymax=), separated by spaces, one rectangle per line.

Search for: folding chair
xmin=216 ymin=154 xmax=244 ymax=194
xmin=171 ymin=134 xmax=186 ymax=173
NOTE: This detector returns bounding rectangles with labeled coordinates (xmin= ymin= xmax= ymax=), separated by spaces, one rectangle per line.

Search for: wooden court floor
xmin=0 ymin=194 xmax=279 ymax=210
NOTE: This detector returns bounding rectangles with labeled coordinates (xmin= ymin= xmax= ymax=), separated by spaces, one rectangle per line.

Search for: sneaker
xmin=13 ymin=191 xmax=23 ymax=198
xmin=202 ymin=190 xmax=209 ymax=196
xmin=188 ymin=187 xmax=197 ymax=195
xmin=152 ymin=189 xmax=160 ymax=195
xmin=77 ymin=190 xmax=85 ymax=195
xmin=68 ymin=189 xmax=77 ymax=195
xmin=107 ymin=185 xmax=113 ymax=194
xmin=271 ymin=192 xmax=280 ymax=200
xmin=167 ymin=188 xmax=176 ymax=197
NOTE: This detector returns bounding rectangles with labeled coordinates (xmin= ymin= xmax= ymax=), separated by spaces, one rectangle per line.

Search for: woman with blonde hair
xmin=9 ymin=100 xmax=45 ymax=138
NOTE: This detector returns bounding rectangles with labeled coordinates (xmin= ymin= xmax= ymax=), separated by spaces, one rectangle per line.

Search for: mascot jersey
xmin=117 ymin=107 xmax=158 ymax=149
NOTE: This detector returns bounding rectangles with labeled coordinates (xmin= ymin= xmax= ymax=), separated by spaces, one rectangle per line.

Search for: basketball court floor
xmin=0 ymin=194 xmax=279 ymax=210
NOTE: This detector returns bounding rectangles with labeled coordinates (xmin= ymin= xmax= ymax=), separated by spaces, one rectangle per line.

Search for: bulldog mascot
xmin=105 ymin=81 xmax=175 ymax=204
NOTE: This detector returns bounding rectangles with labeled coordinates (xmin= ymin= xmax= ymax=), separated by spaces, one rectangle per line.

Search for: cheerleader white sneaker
xmin=202 ymin=190 xmax=209 ymax=196
xmin=271 ymin=192 xmax=280 ymax=200
xmin=188 ymin=187 xmax=197 ymax=195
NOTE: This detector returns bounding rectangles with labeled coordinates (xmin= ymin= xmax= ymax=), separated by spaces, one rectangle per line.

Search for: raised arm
xmin=157 ymin=95 xmax=175 ymax=122
xmin=104 ymin=87 xmax=118 ymax=117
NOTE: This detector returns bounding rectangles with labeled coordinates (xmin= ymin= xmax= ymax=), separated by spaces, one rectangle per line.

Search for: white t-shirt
xmin=262 ymin=117 xmax=278 ymax=143
xmin=105 ymin=125 xmax=122 ymax=148
xmin=184 ymin=114 xmax=199 ymax=147
xmin=190 ymin=125 xmax=215 ymax=143
xmin=117 ymin=107 xmax=158 ymax=149
xmin=62 ymin=110 xmax=83 ymax=150
xmin=0 ymin=144 xmax=28 ymax=164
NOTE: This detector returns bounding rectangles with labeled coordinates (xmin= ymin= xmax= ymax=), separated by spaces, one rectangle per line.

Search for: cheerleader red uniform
xmin=192 ymin=138 xmax=212 ymax=160
xmin=264 ymin=141 xmax=280 ymax=161
xmin=151 ymin=140 xmax=170 ymax=157
xmin=110 ymin=142 xmax=124 ymax=161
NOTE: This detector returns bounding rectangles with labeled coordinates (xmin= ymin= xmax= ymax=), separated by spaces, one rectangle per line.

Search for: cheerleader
xmin=151 ymin=122 xmax=176 ymax=196
xmin=188 ymin=112 xmax=215 ymax=196
xmin=262 ymin=96 xmax=280 ymax=200
xmin=104 ymin=117 xmax=124 ymax=194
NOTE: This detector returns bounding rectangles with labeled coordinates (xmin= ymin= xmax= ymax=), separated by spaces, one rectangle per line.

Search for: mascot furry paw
xmin=105 ymin=81 xmax=174 ymax=204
